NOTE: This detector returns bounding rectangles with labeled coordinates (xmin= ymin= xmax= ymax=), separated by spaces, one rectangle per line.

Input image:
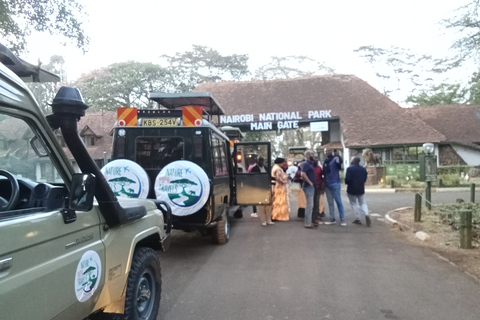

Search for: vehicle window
xmin=0 ymin=113 xmax=61 ymax=184
xmin=135 ymin=137 xmax=184 ymax=169
xmin=212 ymin=137 xmax=228 ymax=176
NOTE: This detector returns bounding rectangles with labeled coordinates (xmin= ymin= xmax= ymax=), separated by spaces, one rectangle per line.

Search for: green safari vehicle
xmin=0 ymin=44 xmax=171 ymax=320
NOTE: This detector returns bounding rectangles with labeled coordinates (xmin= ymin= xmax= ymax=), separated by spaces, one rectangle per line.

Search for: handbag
xmin=293 ymin=169 xmax=303 ymax=183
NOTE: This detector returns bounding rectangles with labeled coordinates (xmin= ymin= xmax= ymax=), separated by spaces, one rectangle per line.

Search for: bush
xmin=433 ymin=202 xmax=480 ymax=235
xmin=438 ymin=174 xmax=460 ymax=187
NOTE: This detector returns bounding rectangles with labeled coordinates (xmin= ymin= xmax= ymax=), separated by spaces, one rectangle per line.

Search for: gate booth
xmin=218 ymin=108 xmax=342 ymax=164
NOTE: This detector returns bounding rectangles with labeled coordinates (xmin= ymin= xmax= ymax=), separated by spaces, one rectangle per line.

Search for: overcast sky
xmin=25 ymin=0 xmax=470 ymax=104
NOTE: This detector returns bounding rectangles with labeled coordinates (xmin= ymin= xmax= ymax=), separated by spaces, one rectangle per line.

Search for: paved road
xmin=158 ymin=190 xmax=480 ymax=320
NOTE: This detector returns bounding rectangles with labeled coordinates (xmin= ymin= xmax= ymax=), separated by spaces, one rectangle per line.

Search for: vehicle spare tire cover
xmin=154 ymin=160 xmax=210 ymax=216
xmin=101 ymin=159 xmax=150 ymax=199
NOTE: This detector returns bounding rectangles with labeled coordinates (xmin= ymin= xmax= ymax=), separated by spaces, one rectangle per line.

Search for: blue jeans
xmin=303 ymin=186 xmax=315 ymax=226
xmin=347 ymin=193 xmax=369 ymax=220
xmin=325 ymin=182 xmax=345 ymax=222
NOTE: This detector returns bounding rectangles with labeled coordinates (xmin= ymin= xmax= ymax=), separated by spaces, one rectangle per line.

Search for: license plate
xmin=142 ymin=118 xmax=178 ymax=127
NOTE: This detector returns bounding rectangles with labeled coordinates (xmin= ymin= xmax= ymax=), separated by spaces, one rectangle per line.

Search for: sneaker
xmin=313 ymin=219 xmax=324 ymax=225
xmin=304 ymin=224 xmax=314 ymax=228
xmin=267 ymin=221 xmax=275 ymax=225
xmin=251 ymin=213 xmax=258 ymax=218
xmin=324 ymin=220 xmax=336 ymax=225
xmin=319 ymin=212 xmax=326 ymax=218
xmin=365 ymin=215 xmax=371 ymax=227
xmin=352 ymin=219 xmax=362 ymax=225
xmin=261 ymin=222 xmax=267 ymax=226
xmin=340 ymin=221 xmax=347 ymax=227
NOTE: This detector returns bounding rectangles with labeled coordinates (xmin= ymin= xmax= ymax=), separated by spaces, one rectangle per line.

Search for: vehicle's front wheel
xmin=124 ymin=247 xmax=161 ymax=320
xmin=212 ymin=206 xmax=230 ymax=244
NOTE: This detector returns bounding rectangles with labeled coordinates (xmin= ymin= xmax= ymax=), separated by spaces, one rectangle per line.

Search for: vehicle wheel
xmin=124 ymin=247 xmax=161 ymax=320
xmin=212 ymin=207 xmax=230 ymax=244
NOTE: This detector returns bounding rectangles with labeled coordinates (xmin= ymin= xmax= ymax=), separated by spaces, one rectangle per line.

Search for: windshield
xmin=0 ymin=113 xmax=61 ymax=183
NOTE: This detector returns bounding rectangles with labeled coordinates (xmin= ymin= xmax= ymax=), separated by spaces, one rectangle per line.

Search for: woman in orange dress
xmin=271 ymin=158 xmax=289 ymax=221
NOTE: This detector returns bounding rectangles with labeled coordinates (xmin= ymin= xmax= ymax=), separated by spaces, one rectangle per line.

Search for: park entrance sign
xmin=220 ymin=109 xmax=333 ymax=131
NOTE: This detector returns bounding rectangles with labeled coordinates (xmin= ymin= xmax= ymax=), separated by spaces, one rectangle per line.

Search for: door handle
xmin=0 ymin=257 xmax=12 ymax=271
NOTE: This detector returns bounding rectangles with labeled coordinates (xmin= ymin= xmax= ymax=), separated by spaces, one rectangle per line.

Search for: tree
xmin=406 ymin=83 xmax=467 ymax=105
xmin=254 ymin=56 xmax=335 ymax=80
xmin=74 ymin=61 xmax=169 ymax=111
xmin=170 ymin=178 xmax=197 ymax=195
xmin=75 ymin=46 xmax=252 ymax=111
xmin=0 ymin=0 xmax=89 ymax=54
xmin=356 ymin=1 xmax=480 ymax=106
xmin=354 ymin=45 xmax=446 ymax=100
xmin=159 ymin=45 xmax=250 ymax=92
xmin=442 ymin=0 xmax=480 ymax=68
xmin=24 ymin=55 xmax=66 ymax=114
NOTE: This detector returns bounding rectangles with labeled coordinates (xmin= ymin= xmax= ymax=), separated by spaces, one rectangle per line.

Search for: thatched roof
xmin=195 ymin=75 xmax=446 ymax=148
xmin=61 ymin=111 xmax=116 ymax=160
xmin=406 ymin=104 xmax=480 ymax=147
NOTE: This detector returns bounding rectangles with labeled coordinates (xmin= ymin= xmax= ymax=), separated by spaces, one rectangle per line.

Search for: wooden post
xmin=426 ymin=181 xmax=432 ymax=210
xmin=414 ymin=193 xmax=422 ymax=222
xmin=459 ymin=209 xmax=473 ymax=249
xmin=391 ymin=180 xmax=394 ymax=188
xmin=470 ymin=184 xmax=475 ymax=203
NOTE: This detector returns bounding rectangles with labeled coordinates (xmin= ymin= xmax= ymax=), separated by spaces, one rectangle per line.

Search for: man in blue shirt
xmin=323 ymin=148 xmax=346 ymax=226
xmin=301 ymin=150 xmax=316 ymax=228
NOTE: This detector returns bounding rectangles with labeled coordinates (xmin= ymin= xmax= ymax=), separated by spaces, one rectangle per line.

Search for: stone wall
xmin=439 ymin=145 xmax=466 ymax=166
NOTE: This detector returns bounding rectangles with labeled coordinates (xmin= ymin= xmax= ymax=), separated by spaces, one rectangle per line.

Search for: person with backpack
xmin=323 ymin=148 xmax=346 ymax=226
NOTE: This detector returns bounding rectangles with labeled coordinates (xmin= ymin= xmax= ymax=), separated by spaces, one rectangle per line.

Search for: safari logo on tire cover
xmin=101 ymin=159 xmax=150 ymax=198
xmin=155 ymin=160 xmax=210 ymax=216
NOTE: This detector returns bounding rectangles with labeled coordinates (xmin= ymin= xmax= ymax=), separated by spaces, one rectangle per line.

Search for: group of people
xmin=250 ymin=148 xmax=371 ymax=229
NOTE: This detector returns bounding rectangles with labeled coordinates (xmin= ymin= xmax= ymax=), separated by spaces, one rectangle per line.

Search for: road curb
xmin=386 ymin=206 xmax=480 ymax=285
xmin=385 ymin=207 xmax=412 ymax=231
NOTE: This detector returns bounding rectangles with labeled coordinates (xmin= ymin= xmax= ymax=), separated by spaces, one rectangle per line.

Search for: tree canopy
xmin=254 ymin=56 xmax=335 ymax=80
xmin=74 ymin=46 xmax=253 ymax=111
xmin=355 ymin=0 xmax=480 ymax=106
xmin=0 ymin=0 xmax=89 ymax=54
xmin=74 ymin=61 xmax=169 ymax=111
xmin=159 ymin=45 xmax=250 ymax=92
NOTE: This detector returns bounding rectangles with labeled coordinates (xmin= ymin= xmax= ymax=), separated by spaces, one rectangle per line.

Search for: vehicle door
xmin=0 ymin=113 xmax=104 ymax=320
xmin=233 ymin=142 xmax=272 ymax=205
xmin=211 ymin=134 xmax=230 ymax=218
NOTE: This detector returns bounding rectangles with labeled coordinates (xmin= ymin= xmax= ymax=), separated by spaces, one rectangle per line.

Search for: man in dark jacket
xmin=345 ymin=156 xmax=371 ymax=227
xmin=323 ymin=148 xmax=345 ymax=226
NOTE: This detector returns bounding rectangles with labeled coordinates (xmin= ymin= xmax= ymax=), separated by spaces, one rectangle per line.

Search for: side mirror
xmin=69 ymin=173 xmax=96 ymax=211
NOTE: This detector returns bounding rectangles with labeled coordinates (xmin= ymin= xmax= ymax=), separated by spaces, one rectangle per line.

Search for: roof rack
xmin=0 ymin=43 xmax=60 ymax=83
xmin=148 ymin=92 xmax=225 ymax=125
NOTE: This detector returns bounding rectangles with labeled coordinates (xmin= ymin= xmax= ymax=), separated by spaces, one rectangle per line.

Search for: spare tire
xmin=101 ymin=159 xmax=150 ymax=199
xmin=154 ymin=160 xmax=210 ymax=217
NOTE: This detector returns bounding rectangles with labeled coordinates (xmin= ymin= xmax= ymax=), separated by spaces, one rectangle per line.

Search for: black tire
xmin=124 ymin=247 xmax=161 ymax=320
xmin=212 ymin=207 xmax=230 ymax=244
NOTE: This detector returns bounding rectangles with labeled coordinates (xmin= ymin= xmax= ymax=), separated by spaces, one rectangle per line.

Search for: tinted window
xmin=212 ymin=136 xmax=228 ymax=176
xmin=136 ymin=137 xmax=184 ymax=169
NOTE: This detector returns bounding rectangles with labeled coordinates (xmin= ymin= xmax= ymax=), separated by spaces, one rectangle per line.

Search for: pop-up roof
xmin=0 ymin=43 xmax=60 ymax=83
xmin=148 ymin=92 xmax=226 ymax=116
